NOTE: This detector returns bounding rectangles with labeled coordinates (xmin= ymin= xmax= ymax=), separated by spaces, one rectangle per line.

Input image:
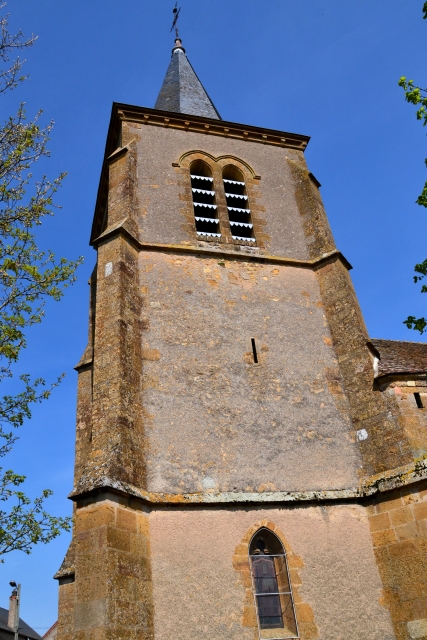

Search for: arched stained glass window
xmin=249 ymin=528 xmax=298 ymax=639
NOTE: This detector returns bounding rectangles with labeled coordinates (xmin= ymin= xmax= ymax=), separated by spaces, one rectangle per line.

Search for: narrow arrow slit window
xmin=190 ymin=161 xmax=220 ymax=239
xmin=414 ymin=392 xmax=424 ymax=409
xmin=223 ymin=166 xmax=255 ymax=243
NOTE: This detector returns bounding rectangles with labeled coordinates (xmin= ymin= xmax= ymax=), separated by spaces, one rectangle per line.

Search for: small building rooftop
xmin=371 ymin=338 xmax=427 ymax=378
xmin=0 ymin=607 xmax=41 ymax=640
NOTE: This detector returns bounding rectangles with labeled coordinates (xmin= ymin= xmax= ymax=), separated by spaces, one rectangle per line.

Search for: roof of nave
xmin=42 ymin=621 xmax=57 ymax=639
xmin=370 ymin=338 xmax=427 ymax=377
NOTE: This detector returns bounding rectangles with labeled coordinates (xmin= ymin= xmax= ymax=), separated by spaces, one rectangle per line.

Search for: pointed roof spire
xmin=154 ymin=37 xmax=221 ymax=120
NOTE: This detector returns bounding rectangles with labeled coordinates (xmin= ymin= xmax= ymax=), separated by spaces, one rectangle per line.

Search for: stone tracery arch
xmin=175 ymin=151 xmax=265 ymax=246
xmin=232 ymin=520 xmax=319 ymax=640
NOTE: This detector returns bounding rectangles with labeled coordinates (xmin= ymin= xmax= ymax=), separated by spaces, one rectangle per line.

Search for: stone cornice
xmin=69 ymin=455 xmax=427 ymax=507
xmin=117 ymin=104 xmax=310 ymax=151
xmin=74 ymin=345 xmax=93 ymax=372
xmin=93 ymin=219 xmax=353 ymax=272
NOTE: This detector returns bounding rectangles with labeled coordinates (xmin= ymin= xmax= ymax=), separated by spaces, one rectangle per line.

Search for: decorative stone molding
xmin=233 ymin=520 xmax=319 ymax=640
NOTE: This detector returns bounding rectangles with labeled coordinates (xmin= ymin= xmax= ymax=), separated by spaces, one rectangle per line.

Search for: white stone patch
xmin=356 ymin=429 xmax=368 ymax=442
xmin=150 ymin=301 xmax=161 ymax=309
xmin=104 ymin=262 xmax=113 ymax=277
xmin=408 ymin=619 xmax=427 ymax=639
xmin=373 ymin=356 xmax=379 ymax=378
xmin=201 ymin=476 xmax=216 ymax=491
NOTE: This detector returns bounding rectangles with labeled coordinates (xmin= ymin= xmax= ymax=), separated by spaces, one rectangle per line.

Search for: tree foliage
xmin=401 ymin=3 xmax=427 ymax=334
xmin=397 ymin=78 xmax=427 ymax=208
xmin=0 ymin=5 xmax=82 ymax=561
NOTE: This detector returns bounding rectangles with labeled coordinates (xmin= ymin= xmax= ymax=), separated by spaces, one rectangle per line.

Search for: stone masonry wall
xmin=124 ymin=119 xmax=413 ymax=481
xmin=140 ymin=250 xmax=361 ymax=494
xmin=122 ymin=121 xmax=313 ymax=260
xmin=57 ymin=581 xmax=75 ymax=640
xmin=74 ymin=365 xmax=93 ymax=487
xmin=58 ymin=498 xmax=153 ymax=640
xmin=315 ymin=259 xmax=413 ymax=476
xmin=75 ymin=143 xmax=147 ymax=493
xmin=377 ymin=376 xmax=427 ymax=459
xmin=368 ymin=479 xmax=427 ymax=640
xmin=74 ymin=268 xmax=96 ymax=486
xmin=150 ymin=505 xmax=395 ymax=640
xmin=59 ymin=113 xmax=426 ymax=640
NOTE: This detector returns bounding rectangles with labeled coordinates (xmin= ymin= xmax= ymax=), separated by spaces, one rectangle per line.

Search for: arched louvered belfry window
xmin=223 ymin=165 xmax=255 ymax=243
xmin=249 ymin=528 xmax=298 ymax=640
xmin=190 ymin=160 xmax=220 ymax=239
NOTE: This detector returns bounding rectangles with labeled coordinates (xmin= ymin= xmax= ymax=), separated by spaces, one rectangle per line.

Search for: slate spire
xmin=155 ymin=38 xmax=221 ymax=120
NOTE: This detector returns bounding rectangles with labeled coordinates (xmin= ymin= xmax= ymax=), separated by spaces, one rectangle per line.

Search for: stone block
xmin=365 ymin=504 xmax=376 ymax=516
xmin=129 ymin=532 xmax=147 ymax=557
xmin=376 ymin=496 xmax=403 ymax=514
xmin=75 ymin=599 xmax=107 ymax=631
xmin=390 ymin=506 xmax=414 ymax=528
xmin=402 ymin=489 xmax=421 ymax=506
xmin=233 ymin=544 xmax=248 ymax=556
xmin=77 ymin=550 xmax=116 ymax=577
xmin=141 ymin=349 xmax=160 ymax=361
xmin=408 ymin=617 xmax=427 ymax=638
xmin=75 ymin=505 xmax=115 ymax=534
xmin=76 ymin=576 xmax=92 ymax=603
xmin=393 ymin=557 xmax=427 ymax=587
xmin=388 ymin=540 xmax=418 ymax=559
xmin=233 ymin=555 xmax=249 ymax=571
xmin=369 ymin=512 xmax=391 ymax=532
xmin=117 ymin=554 xmax=150 ymax=579
xmin=297 ymin=621 xmax=319 ymax=639
xmin=373 ymin=545 xmax=390 ymax=566
xmin=414 ymin=502 xmax=427 ymax=521
xmin=289 ymin=568 xmax=302 ymax=587
xmin=399 ymin=583 xmax=427 ymax=603
xmin=295 ymin=603 xmax=314 ymax=623
xmin=371 ymin=528 xmax=397 ymax=547
xmin=395 ymin=522 xmax=419 ymax=542
xmin=116 ymin=508 xmax=137 ymax=532
xmin=58 ymin=582 xmax=75 ymax=612
xmin=417 ymin=521 xmax=427 ymax=538
xmin=135 ymin=513 xmax=149 ymax=538
xmin=106 ymin=526 xmax=131 ymax=552
xmin=287 ymin=554 xmax=304 ymax=569
xmin=242 ymin=605 xmax=257 ymax=627
xmin=409 ymin=599 xmax=427 ymax=625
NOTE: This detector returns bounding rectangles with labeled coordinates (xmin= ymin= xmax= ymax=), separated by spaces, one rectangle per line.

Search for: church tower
xmin=55 ymin=30 xmax=427 ymax=640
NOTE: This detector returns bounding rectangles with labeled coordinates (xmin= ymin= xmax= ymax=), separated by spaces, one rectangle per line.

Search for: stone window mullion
xmin=213 ymin=166 xmax=232 ymax=243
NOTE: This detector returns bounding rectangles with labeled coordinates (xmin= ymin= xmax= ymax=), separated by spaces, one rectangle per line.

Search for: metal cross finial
xmin=170 ymin=2 xmax=181 ymax=38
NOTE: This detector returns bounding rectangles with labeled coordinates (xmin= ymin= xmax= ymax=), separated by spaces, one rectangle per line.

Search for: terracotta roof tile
xmin=370 ymin=338 xmax=427 ymax=377
xmin=42 ymin=621 xmax=57 ymax=639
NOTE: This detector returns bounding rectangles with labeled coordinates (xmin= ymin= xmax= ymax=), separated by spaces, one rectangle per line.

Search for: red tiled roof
xmin=370 ymin=339 xmax=427 ymax=377
xmin=42 ymin=621 xmax=57 ymax=639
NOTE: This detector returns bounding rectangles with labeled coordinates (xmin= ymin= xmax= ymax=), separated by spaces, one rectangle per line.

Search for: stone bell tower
xmin=55 ymin=32 xmax=427 ymax=640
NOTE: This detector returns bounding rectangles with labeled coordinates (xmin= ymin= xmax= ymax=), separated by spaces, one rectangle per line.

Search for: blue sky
xmin=0 ymin=0 xmax=426 ymax=633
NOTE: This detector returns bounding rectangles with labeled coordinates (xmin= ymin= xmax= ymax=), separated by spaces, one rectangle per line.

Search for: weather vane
xmin=170 ymin=2 xmax=181 ymax=38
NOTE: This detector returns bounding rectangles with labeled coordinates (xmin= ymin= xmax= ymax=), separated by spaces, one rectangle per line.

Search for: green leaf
xmin=403 ymin=315 xmax=427 ymax=333
xmin=0 ymin=7 xmax=81 ymax=561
